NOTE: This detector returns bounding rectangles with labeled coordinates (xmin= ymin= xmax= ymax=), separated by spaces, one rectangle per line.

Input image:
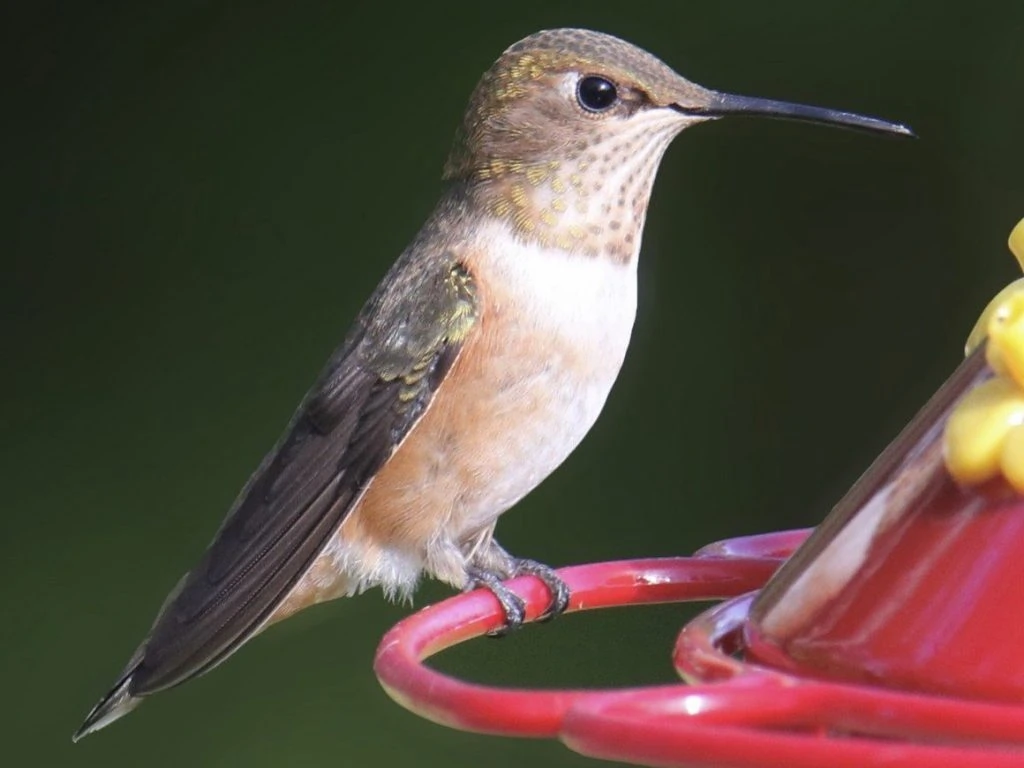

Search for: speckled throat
xmin=453 ymin=108 xmax=689 ymax=263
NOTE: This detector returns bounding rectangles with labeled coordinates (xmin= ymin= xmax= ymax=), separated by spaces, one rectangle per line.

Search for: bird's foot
xmin=511 ymin=558 xmax=570 ymax=622
xmin=464 ymin=566 xmax=526 ymax=636
xmin=464 ymin=557 xmax=571 ymax=635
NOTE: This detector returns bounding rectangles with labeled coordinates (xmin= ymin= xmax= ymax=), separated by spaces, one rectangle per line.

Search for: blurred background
xmin=4 ymin=1 xmax=1023 ymax=765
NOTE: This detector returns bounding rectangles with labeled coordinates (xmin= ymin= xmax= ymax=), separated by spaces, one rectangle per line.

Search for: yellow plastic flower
xmin=945 ymin=218 xmax=1024 ymax=492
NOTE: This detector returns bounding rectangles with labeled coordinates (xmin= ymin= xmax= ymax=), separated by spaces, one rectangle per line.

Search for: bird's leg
xmin=460 ymin=527 xmax=524 ymax=634
xmin=463 ymin=534 xmax=570 ymax=630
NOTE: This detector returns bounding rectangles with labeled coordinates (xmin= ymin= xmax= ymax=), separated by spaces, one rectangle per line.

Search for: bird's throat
xmin=455 ymin=112 xmax=687 ymax=264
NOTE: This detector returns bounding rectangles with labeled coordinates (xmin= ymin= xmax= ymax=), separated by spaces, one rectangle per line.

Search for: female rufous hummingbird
xmin=75 ymin=27 xmax=910 ymax=740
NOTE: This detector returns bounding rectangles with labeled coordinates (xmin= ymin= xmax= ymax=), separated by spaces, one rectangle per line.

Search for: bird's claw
xmin=512 ymin=558 xmax=571 ymax=621
xmin=465 ymin=566 xmax=526 ymax=636
xmin=465 ymin=559 xmax=570 ymax=634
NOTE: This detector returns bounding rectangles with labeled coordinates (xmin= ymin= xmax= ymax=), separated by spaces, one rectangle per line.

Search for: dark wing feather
xmin=127 ymin=255 xmax=478 ymax=695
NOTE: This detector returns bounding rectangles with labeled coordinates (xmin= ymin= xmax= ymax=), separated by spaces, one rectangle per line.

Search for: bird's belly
xmin=429 ymin=327 xmax=623 ymax=539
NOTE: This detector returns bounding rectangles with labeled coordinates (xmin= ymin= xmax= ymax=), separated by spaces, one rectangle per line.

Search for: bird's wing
xmin=129 ymin=253 xmax=478 ymax=695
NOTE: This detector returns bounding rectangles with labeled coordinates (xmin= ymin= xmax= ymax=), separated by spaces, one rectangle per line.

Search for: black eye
xmin=576 ymin=76 xmax=618 ymax=112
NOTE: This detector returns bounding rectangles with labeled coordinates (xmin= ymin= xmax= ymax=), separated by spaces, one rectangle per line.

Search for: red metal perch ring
xmin=374 ymin=550 xmax=784 ymax=737
xmin=373 ymin=533 xmax=792 ymax=741
xmin=374 ymin=529 xmax=1024 ymax=767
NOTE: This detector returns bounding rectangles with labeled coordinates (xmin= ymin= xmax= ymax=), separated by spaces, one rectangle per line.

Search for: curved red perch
xmin=374 ymin=551 xmax=785 ymax=737
xmin=374 ymin=528 xmax=1024 ymax=767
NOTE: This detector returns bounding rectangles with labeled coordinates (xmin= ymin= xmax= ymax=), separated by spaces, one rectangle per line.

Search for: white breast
xmin=451 ymin=219 xmax=639 ymax=532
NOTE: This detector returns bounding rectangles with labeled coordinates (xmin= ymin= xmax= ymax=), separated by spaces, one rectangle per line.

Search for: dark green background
xmin=5 ymin=2 xmax=1022 ymax=766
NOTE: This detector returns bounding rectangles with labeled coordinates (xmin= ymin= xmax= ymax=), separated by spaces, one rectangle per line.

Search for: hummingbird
xmin=74 ymin=28 xmax=911 ymax=740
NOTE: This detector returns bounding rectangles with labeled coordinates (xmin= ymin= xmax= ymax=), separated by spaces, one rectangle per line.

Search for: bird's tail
xmin=72 ymin=666 xmax=144 ymax=742
xmin=73 ymin=566 xmax=356 ymax=741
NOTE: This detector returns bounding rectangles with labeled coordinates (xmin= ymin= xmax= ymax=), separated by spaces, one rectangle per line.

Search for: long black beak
xmin=676 ymin=91 xmax=914 ymax=137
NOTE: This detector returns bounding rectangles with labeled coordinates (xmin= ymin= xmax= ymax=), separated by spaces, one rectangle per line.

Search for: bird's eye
xmin=576 ymin=76 xmax=618 ymax=112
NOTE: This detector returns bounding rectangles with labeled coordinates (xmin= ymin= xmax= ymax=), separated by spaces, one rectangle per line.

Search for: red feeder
xmin=374 ymin=347 xmax=1024 ymax=766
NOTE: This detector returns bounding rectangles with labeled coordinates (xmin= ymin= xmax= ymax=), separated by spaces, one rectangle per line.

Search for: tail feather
xmin=73 ymin=669 xmax=143 ymax=742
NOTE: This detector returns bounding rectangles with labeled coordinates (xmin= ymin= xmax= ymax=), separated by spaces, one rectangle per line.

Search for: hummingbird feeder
xmin=373 ymin=219 xmax=1024 ymax=767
